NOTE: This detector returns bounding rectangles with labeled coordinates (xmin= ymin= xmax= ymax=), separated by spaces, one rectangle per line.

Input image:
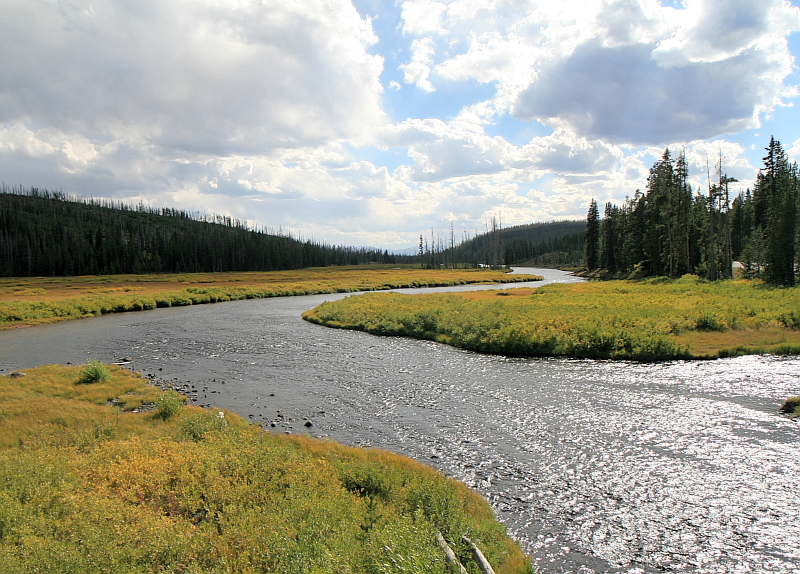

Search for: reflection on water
xmin=1 ymin=269 xmax=798 ymax=573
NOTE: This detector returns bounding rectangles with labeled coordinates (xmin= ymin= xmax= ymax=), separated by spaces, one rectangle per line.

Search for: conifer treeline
xmin=585 ymin=137 xmax=799 ymax=286
xmin=420 ymin=219 xmax=585 ymax=269
xmin=500 ymin=220 xmax=585 ymax=266
xmin=0 ymin=186 xmax=399 ymax=277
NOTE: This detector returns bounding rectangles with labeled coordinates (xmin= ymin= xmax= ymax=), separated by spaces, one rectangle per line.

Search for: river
xmin=1 ymin=268 xmax=798 ymax=573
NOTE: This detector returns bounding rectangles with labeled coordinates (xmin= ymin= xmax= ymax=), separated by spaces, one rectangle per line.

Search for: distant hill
xmin=436 ymin=220 xmax=586 ymax=268
xmin=0 ymin=186 xmax=397 ymax=277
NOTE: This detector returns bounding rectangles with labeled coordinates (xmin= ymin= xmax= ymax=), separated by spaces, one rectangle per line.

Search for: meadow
xmin=303 ymin=275 xmax=800 ymax=361
xmin=0 ymin=363 xmax=531 ymax=574
xmin=0 ymin=265 xmax=540 ymax=329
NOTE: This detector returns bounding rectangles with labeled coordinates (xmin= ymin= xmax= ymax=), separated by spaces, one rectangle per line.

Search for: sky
xmin=1 ymin=0 xmax=800 ymax=251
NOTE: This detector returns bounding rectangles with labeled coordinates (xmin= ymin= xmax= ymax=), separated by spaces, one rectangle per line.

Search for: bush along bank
xmin=0 ymin=362 xmax=532 ymax=574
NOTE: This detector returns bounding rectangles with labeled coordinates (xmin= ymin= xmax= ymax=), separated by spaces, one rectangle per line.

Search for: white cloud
xmin=376 ymin=117 xmax=516 ymax=181
xmin=512 ymin=129 xmax=622 ymax=176
xmin=400 ymin=1 xmax=448 ymax=35
xmin=400 ymin=37 xmax=437 ymax=91
xmin=513 ymin=38 xmax=791 ymax=145
xmin=396 ymin=0 xmax=799 ymax=146
xmin=653 ymin=0 xmax=800 ymax=65
xmin=788 ymin=137 xmax=800 ymax=163
xmin=374 ymin=117 xmax=623 ymax=189
xmin=594 ymin=0 xmax=669 ymax=47
xmin=0 ymin=0 xmax=385 ymax=154
xmin=437 ymin=31 xmax=540 ymax=88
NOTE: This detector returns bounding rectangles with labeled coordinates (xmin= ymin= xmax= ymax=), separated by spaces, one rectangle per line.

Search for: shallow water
xmin=1 ymin=269 xmax=798 ymax=573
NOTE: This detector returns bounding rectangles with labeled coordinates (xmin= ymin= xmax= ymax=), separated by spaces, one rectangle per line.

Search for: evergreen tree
xmin=643 ymin=150 xmax=674 ymax=277
xmin=621 ymin=191 xmax=646 ymax=273
xmin=750 ymin=138 xmax=798 ymax=285
xmin=585 ymin=199 xmax=600 ymax=269
xmin=582 ymin=137 xmax=798 ymax=285
xmin=673 ymin=151 xmax=694 ymax=276
xmin=599 ymin=202 xmax=619 ymax=272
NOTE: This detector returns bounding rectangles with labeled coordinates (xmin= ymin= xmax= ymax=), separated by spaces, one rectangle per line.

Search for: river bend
xmin=1 ymin=269 xmax=798 ymax=573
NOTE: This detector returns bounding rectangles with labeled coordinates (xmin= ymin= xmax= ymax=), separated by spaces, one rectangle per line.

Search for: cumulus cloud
xmin=376 ymin=118 xmax=514 ymax=180
xmin=512 ymin=129 xmax=622 ymax=176
xmin=511 ymin=0 xmax=800 ymax=145
xmin=0 ymin=0 xmax=385 ymax=155
xmin=437 ymin=31 xmax=540 ymax=90
xmin=375 ymin=116 xmax=623 ymax=184
xmin=513 ymin=38 xmax=787 ymax=145
xmin=400 ymin=0 xmax=448 ymax=35
xmin=653 ymin=0 xmax=800 ymax=65
xmin=400 ymin=38 xmax=437 ymax=92
xmin=397 ymin=0 xmax=799 ymax=146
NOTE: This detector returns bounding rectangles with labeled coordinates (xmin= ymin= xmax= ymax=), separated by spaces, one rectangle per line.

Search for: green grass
xmin=303 ymin=275 xmax=800 ymax=361
xmin=76 ymin=358 xmax=112 ymax=384
xmin=0 ymin=364 xmax=532 ymax=574
xmin=0 ymin=266 xmax=541 ymax=329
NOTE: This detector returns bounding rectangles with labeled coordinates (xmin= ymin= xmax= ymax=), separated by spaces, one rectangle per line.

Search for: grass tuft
xmin=76 ymin=359 xmax=112 ymax=384
xmin=154 ymin=389 xmax=185 ymax=420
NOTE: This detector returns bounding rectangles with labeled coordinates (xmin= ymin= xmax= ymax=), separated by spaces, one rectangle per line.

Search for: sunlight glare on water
xmin=1 ymin=271 xmax=798 ymax=573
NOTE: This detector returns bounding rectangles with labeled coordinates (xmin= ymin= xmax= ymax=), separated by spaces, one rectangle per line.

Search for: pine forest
xmin=585 ymin=137 xmax=799 ymax=286
xmin=0 ymin=186 xmax=399 ymax=277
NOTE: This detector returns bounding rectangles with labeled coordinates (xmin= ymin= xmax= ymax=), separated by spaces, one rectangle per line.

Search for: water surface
xmin=1 ymin=269 xmax=798 ymax=573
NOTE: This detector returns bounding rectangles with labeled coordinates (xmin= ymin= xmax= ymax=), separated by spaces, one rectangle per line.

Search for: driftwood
xmin=436 ymin=532 xmax=468 ymax=574
xmin=462 ymin=535 xmax=497 ymax=574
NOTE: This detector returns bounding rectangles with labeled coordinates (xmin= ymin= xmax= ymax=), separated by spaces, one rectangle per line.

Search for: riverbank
xmin=303 ymin=275 xmax=800 ymax=361
xmin=0 ymin=363 xmax=531 ymax=574
xmin=0 ymin=266 xmax=542 ymax=329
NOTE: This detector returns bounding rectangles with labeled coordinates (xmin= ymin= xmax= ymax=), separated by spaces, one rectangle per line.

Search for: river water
xmin=1 ymin=269 xmax=798 ymax=573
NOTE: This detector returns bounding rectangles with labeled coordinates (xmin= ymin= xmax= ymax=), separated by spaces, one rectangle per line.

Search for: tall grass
xmin=0 ymin=365 xmax=531 ymax=573
xmin=303 ymin=276 xmax=800 ymax=361
xmin=0 ymin=266 xmax=541 ymax=329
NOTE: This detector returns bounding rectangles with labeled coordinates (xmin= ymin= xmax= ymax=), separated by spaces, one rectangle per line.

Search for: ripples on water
xmin=1 ymin=271 xmax=798 ymax=573
xmin=309 ymin=347 xmax=800 ymax=573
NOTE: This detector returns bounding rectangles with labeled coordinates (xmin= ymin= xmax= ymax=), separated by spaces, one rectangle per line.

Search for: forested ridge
xmin=0 ymin=186 xmax=397 ymax=277
xmin=419 ymin=219 xmax=585 ymax=269
xmin=585 ymin=137 xmax=799 ymax=286
xmin=497 ymin=220 xmax=585 ymax=266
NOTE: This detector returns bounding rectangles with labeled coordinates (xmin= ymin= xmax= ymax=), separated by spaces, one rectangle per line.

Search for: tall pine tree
xmin=585 ymin=199 xmax=600 ymax=269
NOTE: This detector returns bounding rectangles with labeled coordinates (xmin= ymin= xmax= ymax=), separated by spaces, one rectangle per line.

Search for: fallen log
xmin=462 ymin=535 xmax=497 ymax=574
xmin=437 ymin=532 xmax=468 ymax=574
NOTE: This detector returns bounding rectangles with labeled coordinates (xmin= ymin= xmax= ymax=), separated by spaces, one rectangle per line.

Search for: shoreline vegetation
xmin=303 ymin=275 xmax=800 ymax=362
xmin=0 ymin=265 xmax=542 ymax=330
xmin=0 ymin=363 xmax=532 ymax=574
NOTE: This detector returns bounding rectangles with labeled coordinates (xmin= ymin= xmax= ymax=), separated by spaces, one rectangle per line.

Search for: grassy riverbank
xmin=0 ymin=266 xmax=540 ymax=329
xmin=303 ymin=275 xmax=800 ymax=361
xmin=0 ymin=363 xmax=531 ymax=574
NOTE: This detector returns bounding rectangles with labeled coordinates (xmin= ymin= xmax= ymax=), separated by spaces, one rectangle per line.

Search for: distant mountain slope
xmin=0 ymin=186 xmax=394 ymax=277
xmin=448 ymin=220 xmax=586 ymax=267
